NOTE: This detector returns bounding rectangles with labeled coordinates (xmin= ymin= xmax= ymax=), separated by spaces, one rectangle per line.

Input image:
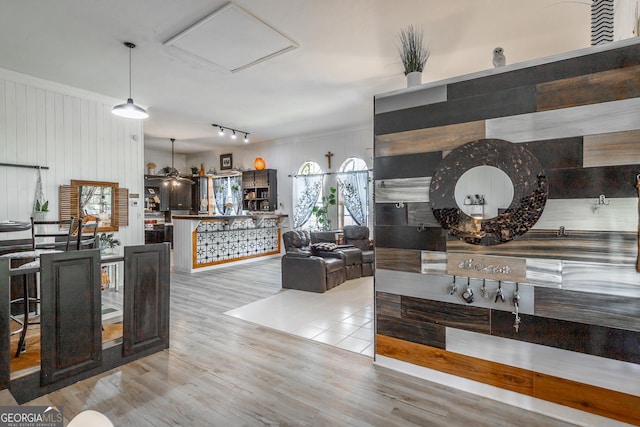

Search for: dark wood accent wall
xmin=40 ymin=250 xmax=102 ymax=385
xmin=374 ymin=40 xmax=640 ymax=423
xmin=123 ymin=243 xmax=170 ymax=357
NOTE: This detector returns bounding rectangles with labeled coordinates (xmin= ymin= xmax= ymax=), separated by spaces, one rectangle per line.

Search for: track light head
xmin=244 ymin=133 xmax=249 ymax=143
xmin=219 ymin=126 xmax=224 ymax=136
xmin=231 ymin=130 xmax=237 ymax=139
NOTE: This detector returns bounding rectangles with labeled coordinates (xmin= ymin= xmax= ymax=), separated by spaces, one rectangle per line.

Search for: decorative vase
xmin=254 ymin=157 xmax=266 ymax=170
xmin=407 ymin=71 xmax=422 ymax=87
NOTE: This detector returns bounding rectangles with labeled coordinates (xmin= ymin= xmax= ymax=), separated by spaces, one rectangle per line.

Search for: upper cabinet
xmin=242 ymin=169 xmax=277 ymax=212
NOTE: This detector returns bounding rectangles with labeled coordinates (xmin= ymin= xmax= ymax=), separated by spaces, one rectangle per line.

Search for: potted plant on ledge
xmin=398 ymin=25 xmax=430 ymax=87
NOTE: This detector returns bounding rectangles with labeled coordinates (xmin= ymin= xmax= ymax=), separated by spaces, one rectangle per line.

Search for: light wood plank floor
xmin=28 ymin=258 xmax=580 ymax=426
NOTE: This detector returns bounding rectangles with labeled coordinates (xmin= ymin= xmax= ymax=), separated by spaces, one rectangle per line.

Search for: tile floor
xmin=224 ymin=276 xmax=374 ymax=356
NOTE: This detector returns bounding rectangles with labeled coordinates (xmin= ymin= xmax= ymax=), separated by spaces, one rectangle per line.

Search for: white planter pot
xmin=406 ymin=71 xmax=422 ymax=87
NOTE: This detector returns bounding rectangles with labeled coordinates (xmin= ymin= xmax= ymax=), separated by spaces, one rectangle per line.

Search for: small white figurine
xmin=493 ymin=47 xmax=506 ymax=67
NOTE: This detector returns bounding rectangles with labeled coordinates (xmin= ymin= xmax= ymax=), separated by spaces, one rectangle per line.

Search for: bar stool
xmin=1 ymin=216 xmax=76 ymax=356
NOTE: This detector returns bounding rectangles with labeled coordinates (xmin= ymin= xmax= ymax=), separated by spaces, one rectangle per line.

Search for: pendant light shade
xmin=112 ymin=42 xmax=148 ymax=119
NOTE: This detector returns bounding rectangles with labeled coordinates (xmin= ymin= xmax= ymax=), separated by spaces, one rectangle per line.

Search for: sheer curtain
xmin=213 ymin=177 xmax=225 ymax=215
xmin=337 ymin=171 xmax=369 ymax=226
xmin=293 ymin=174 xmax=323 ymax=228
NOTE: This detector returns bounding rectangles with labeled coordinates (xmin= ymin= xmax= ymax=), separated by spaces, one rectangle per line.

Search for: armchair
xmin=281 ymin=230 xmax=346 ymax=292
xmin=343 ymin=225 xmax=374 ymax=276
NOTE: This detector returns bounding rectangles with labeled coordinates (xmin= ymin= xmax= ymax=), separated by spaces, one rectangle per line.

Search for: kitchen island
xmin=172 ymin=214 xmax=288 ymax=273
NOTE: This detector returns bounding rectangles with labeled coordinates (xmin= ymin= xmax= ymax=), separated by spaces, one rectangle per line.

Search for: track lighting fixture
xmin=112 ymin=42 xmax=148 ymax=119
xmin=211 ymin=124 xmax=250 ymax=143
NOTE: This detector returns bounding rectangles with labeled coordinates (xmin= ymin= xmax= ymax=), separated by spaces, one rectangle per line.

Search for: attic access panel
xmin=164 ymin=2 xmax=298 ymax=73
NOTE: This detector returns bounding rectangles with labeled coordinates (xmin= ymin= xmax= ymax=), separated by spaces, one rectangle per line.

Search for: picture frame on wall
xmin=220 ymin=153 xmax=233 ymax=170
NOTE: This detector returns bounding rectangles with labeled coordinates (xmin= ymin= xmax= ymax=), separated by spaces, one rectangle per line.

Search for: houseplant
xmin=33 ymin=199 xmax=49 ymax=221
xmin=398 ymin=25 xmax=430 ymax=87
xmin=312 ymin=187 xmax=337 ymax=231
xmin=98 ymin=232 xmax=121 ymax=254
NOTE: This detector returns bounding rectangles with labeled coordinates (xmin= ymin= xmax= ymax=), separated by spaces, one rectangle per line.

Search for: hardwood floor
xmin=27 ymin=257 xmax=580 ymax=426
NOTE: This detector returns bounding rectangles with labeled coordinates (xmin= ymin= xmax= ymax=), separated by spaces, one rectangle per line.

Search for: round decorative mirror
xmin=429 ymin=138 xmax=547 ymax=246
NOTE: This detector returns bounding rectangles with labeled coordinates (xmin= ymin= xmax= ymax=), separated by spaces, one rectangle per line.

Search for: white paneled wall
xmin=0 ymin=68 xmax=144 ymax=246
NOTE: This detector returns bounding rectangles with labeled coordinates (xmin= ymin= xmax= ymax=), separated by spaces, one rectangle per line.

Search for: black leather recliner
xmin=281 ymin=230 xmax=346 ymax=292
xmin=310 ymin=230 xmax=362 ymax=280
xmin=343 ymin=225 xmax=374 ymax=276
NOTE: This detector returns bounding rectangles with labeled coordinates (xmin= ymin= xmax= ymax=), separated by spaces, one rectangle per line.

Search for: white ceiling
xmin=0 ymin=0 xmax=591 ymax=154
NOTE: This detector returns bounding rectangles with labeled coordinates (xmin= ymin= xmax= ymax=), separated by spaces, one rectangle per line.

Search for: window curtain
xmin=230 ymin=175 xmax=242 ymax=214
xmin=213 ymin=177 xmax=225 ymax=215
xmin=337 ymin=171 xmax=369 ymax=226
xmin=293 ymin=174 xmax=323 ymax=228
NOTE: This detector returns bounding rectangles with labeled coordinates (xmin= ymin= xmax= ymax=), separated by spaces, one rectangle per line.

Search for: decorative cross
xmin=325 ymin=151 xmax=334 ymax=169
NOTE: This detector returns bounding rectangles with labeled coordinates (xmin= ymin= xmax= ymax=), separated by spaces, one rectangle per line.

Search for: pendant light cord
xmin=128 ymin=46 xmax=133 ymax=99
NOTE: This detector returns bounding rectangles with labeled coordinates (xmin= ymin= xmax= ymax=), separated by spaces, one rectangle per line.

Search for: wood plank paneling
xmin=40 ymin=250 xmax=102 ymax=385
xmin=377 ymin=314 xmax=446 ymax=349
xmin=533 ymin=198 xmax=638 ymax=233
xmin=447 ymin=230 xmax=637 ymax=264
xmin=374 ymin=177 xmax=430 ymax=203
xmin=375 ymin=292 xmax=401 ymax=318
xmin=536 ymin=64 xmax=640 ymax=111
xmin=376 ymin=335 xmax=534 ymax=395
xmin=375 ymin=226 xmax=446 ymax=251
xmin=533 ymin=373 xmax=640 ymax=426
xmin=375 ymin=121 xmax=485 ymax=157
xmin=486 ymin=97 xmax=640 ymax=143
xmin=562 ymin=261 xmax=640 ymax=298
xmin=123 ymin=243 xmax=171 ymax=357
xmin=374 ymin=203 xmax=407 ymax=226
xmin=446 ymin=328 xmax=640 ymax=398
xmin=406 ymin=202 xmax=439 ymax=228
xmin=376 ymin=335 xmax=640 ymax=426
xmin=402 ymin=296 xmax=491 ymax=334
xmin=375 ymin=86 xmax=536 ymax=136
xmin=420 ymin=250 xmax=446 ymax=275
xmin=547 ymin=164 xmax=638 ymax=198
xmin=521 ymin=137 xmax=583 ymax=170
xmin=447 ymin=43 xmax=640 ymax=100
xmin=375 ymin=248 xmax=421 ymax=273
xmin=491 ymin=310 xmax=640 ymax=364
xmin=535 ymin=287 xmax=640 ymax=332
xmin=375 ymin=152 xmax=442 ymax=180
xmin=584 ymin=129 xmax=640 ymax=167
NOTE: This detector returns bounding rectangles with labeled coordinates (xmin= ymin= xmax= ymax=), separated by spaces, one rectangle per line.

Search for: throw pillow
xmin=311 ymin=242 xmax=338 ymax=254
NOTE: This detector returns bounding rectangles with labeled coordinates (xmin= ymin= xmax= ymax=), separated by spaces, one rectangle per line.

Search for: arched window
xmin=337 ymin=157 xmax=369 ymax=228
xmin=292 ymin=161 xmax=323 ymax=229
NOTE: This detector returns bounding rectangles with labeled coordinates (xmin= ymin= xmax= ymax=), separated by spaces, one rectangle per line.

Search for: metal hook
xmin=417 ymin=223 xmax=426 ymax=232
xmin=395 ymin=202 xmax=405 ymax=208
xmin=556 ymin=226 xmax=567 ymax=237
xmin=596 ymin=194 xmax=610 ymax=206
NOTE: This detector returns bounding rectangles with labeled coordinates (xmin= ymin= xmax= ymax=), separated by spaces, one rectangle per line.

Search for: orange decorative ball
xmin=254 ymin=157 xmax=266 ymax=170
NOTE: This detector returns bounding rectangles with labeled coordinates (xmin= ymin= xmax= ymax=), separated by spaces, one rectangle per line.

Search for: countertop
xmin=172 ymin=214 xmax=288 ymax=220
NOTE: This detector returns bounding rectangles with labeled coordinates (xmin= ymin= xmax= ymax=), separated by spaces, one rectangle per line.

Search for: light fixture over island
xmin=172 ymin=213 xmax=288 ymax=273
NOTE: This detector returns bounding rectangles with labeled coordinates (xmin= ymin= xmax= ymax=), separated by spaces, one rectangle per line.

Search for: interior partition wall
xmin=373 ymin=37 xmax=640 ymax=426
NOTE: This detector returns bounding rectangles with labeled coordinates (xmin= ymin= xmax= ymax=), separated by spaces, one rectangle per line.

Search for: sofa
xmin=343 ymin=225 xmax=374 ymax=276
xmin=281 ymin=230 xmax=346 ymax=293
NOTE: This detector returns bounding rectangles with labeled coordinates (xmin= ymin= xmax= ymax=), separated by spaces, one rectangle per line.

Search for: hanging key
xmin=449 ymin=275 xmax=457 ymax=295
xmin=494 ymin=280 xmax=505 ymax=303
xmin=462 ymin=277 xmax=474 ymax=303
xmin=481 ymin=279 xmax=489 ymax=298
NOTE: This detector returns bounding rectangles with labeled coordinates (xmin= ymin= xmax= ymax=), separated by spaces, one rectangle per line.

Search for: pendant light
xmin=112 ymin=42 xmax=148 ymax=119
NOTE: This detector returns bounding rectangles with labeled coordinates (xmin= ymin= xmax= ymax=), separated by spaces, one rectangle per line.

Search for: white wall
xmin=144 ymin=146 xmax=187 ymax=176
xmin=184 ymin=125 xmax=374 ymax=223
xmin=0 ymin=68 xmax=145 ymax=246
